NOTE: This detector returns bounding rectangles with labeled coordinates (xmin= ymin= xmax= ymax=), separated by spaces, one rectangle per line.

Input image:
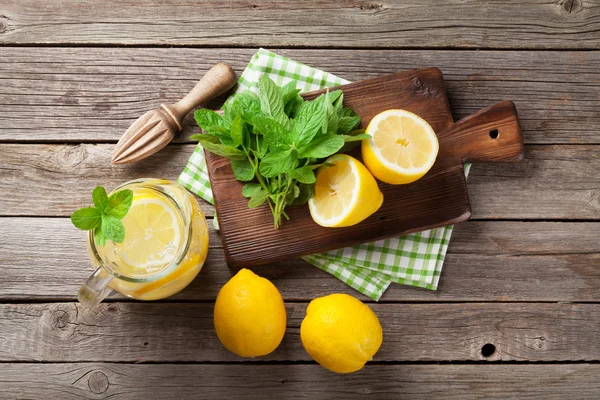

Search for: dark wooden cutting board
xmin=205 ymin=68 xmax=524 ymax=268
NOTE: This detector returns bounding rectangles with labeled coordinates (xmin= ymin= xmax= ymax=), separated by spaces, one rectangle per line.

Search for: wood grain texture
xmin=1 ymin=48 xmax=599 ymax=145
xmin=1 ymin=218 xmax=599 ymax=302
xmin=207 ymin=70 xmax=523 ymax=267
xmin=2 ymin=363 xmax=600 ymax=400
xmin=1 ymin=0 xmax=599 ymax=48
xmin=1 ymin=144 xmax=598 ymax=219
xmin=2 ymin=302 xmax=600 ymax=362
xmin=0 ymin=143 xmax=214 ymax=217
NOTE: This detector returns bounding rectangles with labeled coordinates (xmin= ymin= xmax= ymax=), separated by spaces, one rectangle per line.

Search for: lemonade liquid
xmin=88 ymin=180 xmax=208 ymax=301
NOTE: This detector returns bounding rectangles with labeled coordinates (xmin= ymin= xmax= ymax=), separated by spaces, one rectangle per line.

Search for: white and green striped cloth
xmin=178 ymin=49 xmax=465 ymax=300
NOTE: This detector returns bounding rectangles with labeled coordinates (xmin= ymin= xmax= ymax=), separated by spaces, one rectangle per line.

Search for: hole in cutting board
xmin=481 ymin=343 xmax=496 ymax=357
xmin=489 ymin=129 xmax=499 ymax=139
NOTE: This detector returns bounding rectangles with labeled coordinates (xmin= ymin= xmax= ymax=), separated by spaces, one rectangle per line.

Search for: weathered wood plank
xmin=1 ymin=48 xmax=599 ymax=144
xmin=1 ymin=302 xmax=599 ymax=362
xmin=2 ymin=363 xmax=600 ymax=400
xmin=1 ymin=218 xmax=599 ymax=302
xmin=0 ymin=143 xmax=215 ymax=217
xmin=1 ymin=0 xmax=599 ymax=48
xmin=1 ymin=144 xmax=599 ymax=219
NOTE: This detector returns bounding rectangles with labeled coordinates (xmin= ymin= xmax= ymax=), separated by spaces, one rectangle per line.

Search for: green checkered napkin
xmin=178 ymin=49 xmax=465 ymax=300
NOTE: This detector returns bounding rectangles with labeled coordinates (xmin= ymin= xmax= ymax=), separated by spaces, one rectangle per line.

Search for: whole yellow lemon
xmin=301 ymin=293 xmax=383 ymax=373
xmin=214 ymin=268 xmax=286 ymax=357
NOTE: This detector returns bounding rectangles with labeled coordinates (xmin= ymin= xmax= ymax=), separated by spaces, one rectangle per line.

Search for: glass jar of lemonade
xmin=78 ymin=179 xmax=209 ymax=307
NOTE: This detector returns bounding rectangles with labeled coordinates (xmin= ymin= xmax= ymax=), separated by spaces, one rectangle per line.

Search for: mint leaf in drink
xmin=231 ymin=158 xmax=254 ymax=181
xmin=105 ymin=189 xmax=133 ymax=219
xmin=71 ymin=207 xmax=102 ymax=230
xmin=94 ymin=225 xmax=106 ymax=247
xmin=92 ymin=186 xmax=109 ymax=211
xmin=71 ymin=186 xmax=134 ymax=244
xmin=101 ymin=214 xmax=125 ymax=243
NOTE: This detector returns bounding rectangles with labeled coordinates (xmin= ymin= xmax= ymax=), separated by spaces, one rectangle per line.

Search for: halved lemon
xmin=362 ymin=109 xmax=439 ymax=184
xmin=308 ymin=154 xmax=383 ymax=228
xmin=119 ymin=191 xmax=183 ymax=272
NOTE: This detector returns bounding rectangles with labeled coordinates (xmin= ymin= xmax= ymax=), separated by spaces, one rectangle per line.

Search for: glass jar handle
xmin=78 ymin=267 xmax=113 ymax=308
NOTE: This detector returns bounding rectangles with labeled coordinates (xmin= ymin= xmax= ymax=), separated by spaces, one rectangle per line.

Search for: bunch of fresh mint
xmin=192 ymin=75 xmax=369 ymax=228
xmin=71 ymin=186 xmax=133 ymax=245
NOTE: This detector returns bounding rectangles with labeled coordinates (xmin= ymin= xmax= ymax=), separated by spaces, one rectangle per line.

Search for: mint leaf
xmin=285 ymin=94 xmax=304 ymax=118
xmin=94 ymin=225 xmax=106 ymax=247
xmin=71 ymin=207 xmax=102 ymax=230
xmin=325 ymin=92 xmax=339 ymax=135
xmin=105 ymin=189 xmax=133 ymax=219
xmin=258 ymin=75 xmax=285 ymax=119
xmin=327 ymin=90 xmax=343 ymax=106
xmin=232 ymin=92 xmax=263 ymax=124
xmin=231 ymin=158 xmax=254 ymax=181
xmin=194 ymin=109 xmax=223 ymax=129
xmin=291 ymin=166 xmax=316 ymax=184
xmin=198 ymin=140 xmax=245 ymax=160
xmin=230 ymin=113 xmax=244 ymax=147
xmin=72 ymin=186 xmax=133 ymax=245
xmin=293 ymin=97 xmax=327 ymax=149
xmin=248 ymin=189 xmax=268 ymax=208
xmin=342 ymin=133 xmax=371 ymax=142
xmin=337 ymin=116 xmax=361 ymax=134
xmin=259 ymin=150 xmax=298 ymax=178
xmin=92 ymin=186 xmax=109 ymax=211
xmin=299 ymin=134 xmax=345 ymax=159
xmin=242 ymin=183 xmax=262 ymax=198
xmin=281 ymin=81 xmax=301 ymax=105
xmin=202 ymin=124 xmax=230 ymax=138
xmin=334 ymin=92 xmax=344 ymax=113
xmin=101 ymin=214 xmax=125 ymax=243
xmin=292 ymin=183 xmax=315 ymax=206
xmin=191 ymin=133 xmax=220 ymax=145
xmin=252 ymin=116 xmax=290 ymax=150
xmin=285 ymin=184 xmax=300 ymax=205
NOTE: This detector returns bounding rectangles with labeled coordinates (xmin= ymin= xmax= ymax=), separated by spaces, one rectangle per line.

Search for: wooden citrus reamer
xmin=112 ymin=63 xmax=237 ymax=164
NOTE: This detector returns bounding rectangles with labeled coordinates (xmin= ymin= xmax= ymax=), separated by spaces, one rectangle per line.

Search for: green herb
xmin=192 ymin=76 xmax=368 ymax=228
xmin=71 ymin=186 xmax=133 ymax=245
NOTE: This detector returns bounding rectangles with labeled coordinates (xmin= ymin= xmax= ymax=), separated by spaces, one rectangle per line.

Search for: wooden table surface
xmin=1 ymin=1 xmax=600 ymax=398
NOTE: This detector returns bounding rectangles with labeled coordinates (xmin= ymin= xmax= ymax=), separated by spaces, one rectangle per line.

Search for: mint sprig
xmin=71 ymin=186 xmax=133 ymax=246
xmin=192 ymin=75 xmax=369 ymax=228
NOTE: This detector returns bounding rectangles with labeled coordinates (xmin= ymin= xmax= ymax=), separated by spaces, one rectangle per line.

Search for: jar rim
xmin=87 ymin=178 xmax=193 ymax=283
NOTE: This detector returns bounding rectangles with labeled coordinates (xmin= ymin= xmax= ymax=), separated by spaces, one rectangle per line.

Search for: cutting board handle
xmin=442 ymin=100 xmax=524 ymax=163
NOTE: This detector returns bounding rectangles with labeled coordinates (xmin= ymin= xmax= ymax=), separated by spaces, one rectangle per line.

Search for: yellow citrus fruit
xmin=300 ymin=293 xmax=383 ymax=373
xmin=362 ymin=109 xmax=439 ymax=184
xmin=214 ymin=269 xmax=286 ymax=357
xmin=308 ymin=154 xmax=383 ymax=227
xmin=119 ymin=191 xmax=183 ymax=270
